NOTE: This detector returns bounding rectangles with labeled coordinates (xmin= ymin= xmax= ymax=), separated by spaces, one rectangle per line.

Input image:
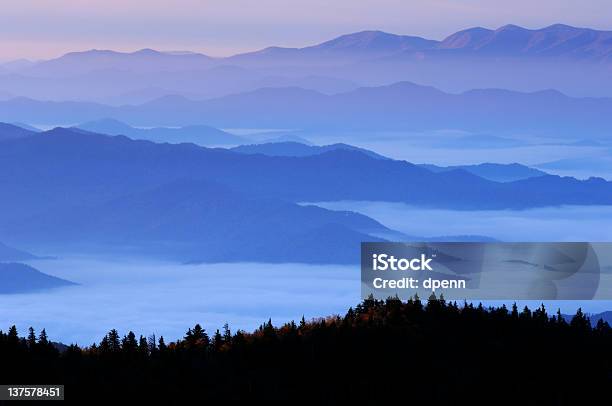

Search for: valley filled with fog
xmin=2 ymin=22 xmax=612 ymax=344
xmin=312 ymin=201 xmax=612 ymax=242
xmin=0 ymin=258 xmax=357 ymax=344
xmin=2 ymin=200 xmax=612 ymax=344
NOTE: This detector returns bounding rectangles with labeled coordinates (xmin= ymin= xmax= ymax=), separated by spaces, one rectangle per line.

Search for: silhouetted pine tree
xmin=138 ymin=335 xmax=148 ymax=357
xmin=147 ymin=334 xmax=157 ymax=355
xmin=595 ymin=319 xmax=611 ymax=335
xmin=7 ymin=325 xmax=19 ymax=347
xmin=157 ymin=336 xmax=167 ymax=353
xmin=107 ymin=329 xmax=121 ymax=353
xmin=222 ymin=323 xmax=231 ymax=343
xmin=27 ymin=327 xmax=36 ymax=348
xmin=122 ymin=331 xmax=138 ymax=354
xmin=185 ymin=324 xmax=209 ymax=348
xmin=299 ymin=316 xmax=306 ymax=331
xmin=556 ymin=309 xmax=568 ymax=326
xmin=570 ymin=308 xmax=591 ymax=332
xmin=99 ymin=336 xmax=110 ymax=353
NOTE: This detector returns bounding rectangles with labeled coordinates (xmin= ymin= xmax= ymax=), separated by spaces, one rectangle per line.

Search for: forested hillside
xmin=2 ymin=297 xmax=610 ymax=403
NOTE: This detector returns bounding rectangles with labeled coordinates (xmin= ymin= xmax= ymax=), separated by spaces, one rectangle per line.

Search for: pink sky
xmin=1 ymin=0 xmax=611 ymax=60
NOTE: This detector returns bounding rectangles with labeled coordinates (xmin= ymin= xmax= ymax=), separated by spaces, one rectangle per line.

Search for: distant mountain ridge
xmin=1 ymin=23 xmax=612 ymax=104
xmin=227 ymin=24 xmax=612 ymax=64
xmin=9 ymin=24 xmax=612 ymax=75
xmin=76 ymin=118 xmax=247 ymax=146
xmin=231 ymin=141 xmax=388 ymax=159
xmin=2 ymin=127 xmax=612 ymax=263
xmin=230 ymin=30 xmax=439 ymax=64
xmin=1 ymin=127 xmax=611 ymax=214
xmin=2 ymin=81 xmax=612 ymax=136
xmin=25 ymin=48 xmax=215 ymax=77
xmin=420 ymin=163 xmax=548 ymax=182
xmin=436 ymin=24 xmax=612 ymax=60
xmin=251 ymin=142 xmax=563 ymax=181
xmin=309 ymin=30 xmax=438 ymax=53
xmin=10 ymin=178 xmax=391 ymax=264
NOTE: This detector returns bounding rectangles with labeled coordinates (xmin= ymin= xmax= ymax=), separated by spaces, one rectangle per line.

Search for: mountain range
xmin=76 ymin=118 xmax=247 ymax=146
xmin=24 ymin=48 xmax=215 ymax=77
xmin=1 ymin=24 xmax=612 ymax=104
xmin=228 ymin=24 xmax=612 ymax=66
xmin=4 ymin=125 xmax=612 ymax=262
xmin=419 ymin=163 xmax=548 ymax=182
xmin=2 ymin=126 xmax=611 ymax=213
xmin=233 ymin=142 xmax=548 ymax=182
xmin=9 ymin=178 xmax=393 ymax=263
xmin=231 ymin=141 xmax=388 ymax=159
xmin=433 ymin=24 xmax=612 ymax=59
xmin=12 ymin=24 xmax=612 ymax=73
xmin=1 ymin=126 xmax=612 ymax=264
xmin=1 ymin=81 xmax=611 ymax=136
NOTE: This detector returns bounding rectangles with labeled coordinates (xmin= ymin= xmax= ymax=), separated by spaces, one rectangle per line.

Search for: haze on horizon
xmin=1 ymin=0 xmax=612 ymax=61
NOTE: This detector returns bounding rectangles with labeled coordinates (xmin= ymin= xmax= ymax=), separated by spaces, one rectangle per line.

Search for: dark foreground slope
xmin=1 ymin=298 xmax=610 ymax=403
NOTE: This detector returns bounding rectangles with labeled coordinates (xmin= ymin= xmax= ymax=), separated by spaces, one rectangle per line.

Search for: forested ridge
xmin=1 ymin=296 xmax=610 ymax=403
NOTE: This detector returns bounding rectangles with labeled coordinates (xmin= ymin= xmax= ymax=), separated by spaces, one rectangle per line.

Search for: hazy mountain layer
xmin=1 ymin=24 xmax=612 ymax=103
xmin=76 ymin=118 xmax=247 ymax=146
xmin=0 ymin=263 xmax=75 ymax=294
xmin=0 ymin=242 xmax=38 ymax=262
xmin=1 ymin=82 xmax=611 ymax=136
xmin=419 ymin=163 xmax=548 ymax=182
xmin=231 ymin=141 xmax=388 ymax=159
xmin=1 ymin=127 xmax=610 ymax=262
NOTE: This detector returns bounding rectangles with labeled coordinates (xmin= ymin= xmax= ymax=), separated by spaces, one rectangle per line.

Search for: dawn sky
xmin=1 ymin=0 xmax=612 ymax=60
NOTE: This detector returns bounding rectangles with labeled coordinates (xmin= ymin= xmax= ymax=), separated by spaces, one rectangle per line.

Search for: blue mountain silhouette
xmin=231 ymin=141 xmax=387 ymax=159
xmin=0 ymin=263 xmax=75 ymax=294
xmin=0 ymin=122 xmax=36 ymax=141
xmin=0 ymin=242 xmax=38 ymax=262
xmin=76 ymin=118 xmax=247 ymax=146
xmin=10 ymin=178 xmax=390 ymax=263
xmin=1 ymin=82 xmax=611 ymax=136
xmin=1 ymin=127 xmax=612 ymax=262
xmin=419 ymin=163 xmax=548 ymax=182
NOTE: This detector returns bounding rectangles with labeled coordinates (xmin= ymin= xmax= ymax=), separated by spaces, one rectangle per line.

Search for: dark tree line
xmin=0 ymin=296 xmax=610 ymax=404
